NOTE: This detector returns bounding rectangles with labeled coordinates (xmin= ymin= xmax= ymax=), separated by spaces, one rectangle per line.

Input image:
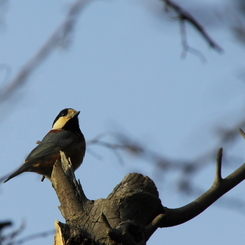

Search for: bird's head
xmin=52 ymin=108 xmax=81 ymax=133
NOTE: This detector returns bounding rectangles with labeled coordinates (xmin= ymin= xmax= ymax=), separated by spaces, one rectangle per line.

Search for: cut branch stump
xmin=52 ymin=152 xmax=164 ymax=245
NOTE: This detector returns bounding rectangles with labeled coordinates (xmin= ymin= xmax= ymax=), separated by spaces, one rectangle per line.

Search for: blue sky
xmin=1 ymin=0 xmax=245 ymax=244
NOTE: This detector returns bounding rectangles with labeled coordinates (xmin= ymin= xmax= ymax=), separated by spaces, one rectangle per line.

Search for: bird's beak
xmin=73 ymin=110 xmax=80 ymax=118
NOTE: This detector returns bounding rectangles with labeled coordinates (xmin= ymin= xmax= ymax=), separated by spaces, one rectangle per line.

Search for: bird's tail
xmin=3 ymin=164 xmax=30 ymax=183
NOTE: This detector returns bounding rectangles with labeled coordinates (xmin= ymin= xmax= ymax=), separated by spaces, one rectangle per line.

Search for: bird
xmin=4 ymin=108 xmax=86 ymax=182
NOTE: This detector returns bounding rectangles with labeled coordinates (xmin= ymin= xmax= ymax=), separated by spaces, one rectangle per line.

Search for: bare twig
xmin=87 ymin=133 xmax=126 ymax=165
xmin=88 ymin=132 xmax=197 ymax=172
xmin=162 ymin=0 xmax=223 ymax=52
xmin=0 ymin=0 xmax=90 ymax=103
xmin=0 ymin=221 xmax=12 ymax=231
xmin=0 ymin=221 xmax=25 ymax=245
xmin=13 ymin=229 xmax=54 ymax=245
xmin=214 ymin=148 xmax=223 ymax=185
xmin=179 ymin=20 xmax=207 ymax=62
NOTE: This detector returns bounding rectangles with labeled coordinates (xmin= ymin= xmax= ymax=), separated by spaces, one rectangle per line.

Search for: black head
xmin=52 ymin=108 xmax=82 ymax=134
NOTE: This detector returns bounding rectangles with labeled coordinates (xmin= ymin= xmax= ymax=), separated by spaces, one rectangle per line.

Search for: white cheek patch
xmin=52 ymin=117 xmax=69 ymax=130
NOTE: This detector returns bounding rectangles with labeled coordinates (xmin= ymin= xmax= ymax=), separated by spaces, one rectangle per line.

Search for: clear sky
xmin=1 ymin=0 xmax=245 ymax=244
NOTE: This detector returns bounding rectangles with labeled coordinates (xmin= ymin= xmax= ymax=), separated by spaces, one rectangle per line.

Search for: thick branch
xmin=159 ymin=148 xmax=245 ymax=227
xmin=51 ymin=152 xmax=88 ymax=221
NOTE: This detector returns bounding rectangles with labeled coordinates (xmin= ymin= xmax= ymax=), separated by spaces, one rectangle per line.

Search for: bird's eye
xmin=60 ymin=109 xmax=68 ymax=117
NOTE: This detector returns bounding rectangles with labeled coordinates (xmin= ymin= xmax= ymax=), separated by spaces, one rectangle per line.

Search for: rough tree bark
xmin=51 ymin=148 xmax=245 ymax=245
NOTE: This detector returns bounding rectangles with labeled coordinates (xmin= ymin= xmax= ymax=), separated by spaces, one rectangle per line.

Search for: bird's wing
xmin=25 ymin=130 xmax=78 ymax=161
xmin=3 ymin=131 xmax=78 ymax=182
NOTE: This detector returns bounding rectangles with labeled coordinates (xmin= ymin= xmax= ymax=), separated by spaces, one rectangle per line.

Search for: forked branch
xmin=157 ymin=148 xmax=245 ymax=228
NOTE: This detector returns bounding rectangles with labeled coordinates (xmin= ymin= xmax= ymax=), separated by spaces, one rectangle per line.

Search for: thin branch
xmin=1 ymin=221 xmax=25 ymax=245
xmin=214 ymin=147 xmax=223 ymax=185
xmin=0 ymin=221 xmax=12 ymax=231
xmin=0 ymin=0 xmax=90 ymax=103
xmin=87 ymin=135 xmax=126 ymax=165
xmin=162 ymin=0 xmax=223 ymax=52
xmin=13 ymin=230 xmax=54 ymax=245
xmin=88 ymin=132 xmax=196 ymax=171
xmin=179 ymin=18 xmax=207 ymax=62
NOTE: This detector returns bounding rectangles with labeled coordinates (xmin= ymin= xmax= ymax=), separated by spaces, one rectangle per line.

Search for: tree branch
xmin=159 ymin=148 xmax=245 ymax=227
xmin=51 ymin=152 xmax=88 ymax=221
xmin=0 ymin=0 xmax=90 ymax=103
xmin=214 ymin=147 xmax=223 ymax=185
xmin=162 ymin=0 xmax=223 ymax=52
